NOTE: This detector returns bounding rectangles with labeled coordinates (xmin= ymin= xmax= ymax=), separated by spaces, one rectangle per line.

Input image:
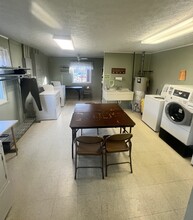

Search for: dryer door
xmin=165 ymin=102 xmax=192 ymax=125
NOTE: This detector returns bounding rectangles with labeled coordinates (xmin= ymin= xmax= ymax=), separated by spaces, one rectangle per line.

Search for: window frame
xmin=0 ymin=46 xmax=11 ymax=105
xmin=0 ymin=81 xmax=7 ymax=105
xmin=69 ymin=62 xmax=93 ymax=84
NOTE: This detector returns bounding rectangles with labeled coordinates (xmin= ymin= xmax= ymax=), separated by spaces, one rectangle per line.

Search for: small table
xmin=69 ymin=103 xmax=135 ymax=158
xmin=0 ymin=120 xmax=18 ymax=154
xmin=66 ymin=86 xmax=83 ymax=100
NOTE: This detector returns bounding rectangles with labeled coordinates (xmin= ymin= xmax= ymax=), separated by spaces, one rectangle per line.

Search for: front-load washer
xmin=159 ymin=85 xmax=193 ymax=157
xmin=165 ymin=102 xmax=192 ymax=126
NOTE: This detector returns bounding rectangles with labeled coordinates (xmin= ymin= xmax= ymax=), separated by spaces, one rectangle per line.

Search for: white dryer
xmin=159 ymin=85 xmax=193 ymax=157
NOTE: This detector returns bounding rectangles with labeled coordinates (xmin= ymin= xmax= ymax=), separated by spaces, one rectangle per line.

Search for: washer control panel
xmin=165 ymin=85 xmax=193 ymax=112
xmin=173 ymin=89 xmax=190 ymax=99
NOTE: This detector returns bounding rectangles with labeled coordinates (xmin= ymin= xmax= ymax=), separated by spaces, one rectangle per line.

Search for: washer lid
xmin=154 ymin=96 xmax=165 ymax=100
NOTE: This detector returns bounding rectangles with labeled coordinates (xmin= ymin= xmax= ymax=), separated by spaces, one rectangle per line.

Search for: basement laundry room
xmin=1 ymin=1 xmax=193 ymax=220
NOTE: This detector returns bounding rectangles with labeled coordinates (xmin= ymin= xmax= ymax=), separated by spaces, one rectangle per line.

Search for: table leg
xmin=78 ymin=89 xmax=81 ymax=100
xmin=72 ymin=129 xmax=78 ymax=158
xmin=11 ymin=127 xmax=18 ymax=155
xmin=120 ymin=127 xmax=130 ymax=133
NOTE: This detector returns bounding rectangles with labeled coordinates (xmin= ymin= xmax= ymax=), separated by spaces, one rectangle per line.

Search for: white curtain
xmin=0 ymin=82 xmax=6 ymax=100
xmin=0 ymin=47 xmax=10 ymax=102
xmin=69 ymin=62 xmax=93 ymax=73
xmin=0 ymin=47 xmax=11 ymax=67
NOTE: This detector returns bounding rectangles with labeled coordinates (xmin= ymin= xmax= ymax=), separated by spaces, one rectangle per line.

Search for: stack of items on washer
xmin=142 ymin=84 xmax=193 ymax=160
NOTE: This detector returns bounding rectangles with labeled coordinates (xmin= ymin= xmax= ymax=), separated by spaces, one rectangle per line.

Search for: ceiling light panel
xmin=141 ymin=17 xmax=193 ymax=44
xmin=53 ymin=36 xmax=74 ymax=50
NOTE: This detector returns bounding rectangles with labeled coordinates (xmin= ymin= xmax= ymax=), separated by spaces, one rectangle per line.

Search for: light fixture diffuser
xmin=141 ymin=17 xmax=193 ymax=44
xmin=53 ymin=35 xmax=74 ymax=50
xmin=0 ymin=34 xmax=8 ymax=39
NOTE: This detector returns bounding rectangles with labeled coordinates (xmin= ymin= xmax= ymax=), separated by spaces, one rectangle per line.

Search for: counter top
xmin=103 ymin=88 xmax=134 ymax=101
xmin=0 ymin=120 xmax=18 ymax=135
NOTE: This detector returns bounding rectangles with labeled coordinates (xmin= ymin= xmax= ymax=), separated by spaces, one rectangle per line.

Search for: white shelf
xmin=0 ymin=73 xmax=31 ymax=81
xmin=0 ymin=67 xmax=30 ymax=80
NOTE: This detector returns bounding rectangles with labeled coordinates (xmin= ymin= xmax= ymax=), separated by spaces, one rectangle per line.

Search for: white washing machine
xmin=33 ymin=90 xmax=61 ymax=120
xmin=142 ymin=84 xmax=170 ymax=131
xmin=51 ymin=81 xmax=66 ymax=106
xmin=44 ymin=83 xmax=66 ymax=107
xmin=142 ymin=95 xmax=165 ymax=131
xmin=159 ymin=85 xmax=193 ymax=157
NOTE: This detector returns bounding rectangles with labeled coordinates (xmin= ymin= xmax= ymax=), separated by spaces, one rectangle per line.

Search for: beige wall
xmin=103 ymin=53 xmax=133 ymax=90
xmin=150 ymin=46 xmax=193 ymax=94
xmin=103 ymin=52 xmax=152 ymax=91
xmin=103 ymin=48 xmax=193 ymax=95
xmin=2 ymin=33 xmax=193 ymax=121
xmin=0 ymin=38 xmax=23 ymax=121
xmin=9 ymin=40 xmax=23 ymax=68
xmin=0 ymin=37 xmax=49 ymax=123
xmin=33 ymin=52 xmax=49 ymax=86
xmin=48 ymin=57 xmax=103 ymax=100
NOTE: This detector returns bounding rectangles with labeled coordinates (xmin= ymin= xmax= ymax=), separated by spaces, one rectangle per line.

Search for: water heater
xmin=133 ymin=77 xmax=149 ymax=112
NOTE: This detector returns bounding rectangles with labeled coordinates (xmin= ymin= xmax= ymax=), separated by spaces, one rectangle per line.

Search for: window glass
xmin=0 ymin=47 xmax=11 ymax=67
xmin=0 ymin=81 xmax=7 ymax=104
xmin=0 ymin=47 xmax=11 ymax=104
xmin=69 ymin=62 xmax=93 ymax=83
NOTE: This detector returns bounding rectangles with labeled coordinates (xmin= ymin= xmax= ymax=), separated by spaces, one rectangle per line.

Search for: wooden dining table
xmin=69 ymin=103 xmax=136 ymax=158
xmin=66 ymin=86 xmax=83 ymax=100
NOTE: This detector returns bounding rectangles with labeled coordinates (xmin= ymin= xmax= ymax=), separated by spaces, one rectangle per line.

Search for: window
xmin=0 ymin=81 xmax=7 ymax=105
xmin=69 ymin=62 xmax=93 ymax=83
xmin=0 ymin=47 xmax=11 ymax=105
xmin=0 ymin=47 xmax=11 ymax=67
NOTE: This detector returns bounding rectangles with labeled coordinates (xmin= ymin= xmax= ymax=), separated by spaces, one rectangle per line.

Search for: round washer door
xmin=165 ymin=102 xmax=192 ymax=125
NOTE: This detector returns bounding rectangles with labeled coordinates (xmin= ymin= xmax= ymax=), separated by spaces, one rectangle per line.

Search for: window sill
xmin=0 ymin=99 xmax=8 ymax=106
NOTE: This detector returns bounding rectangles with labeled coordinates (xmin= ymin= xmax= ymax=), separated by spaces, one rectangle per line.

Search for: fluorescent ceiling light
xmin=141 ymin=17 xmax=193 ymax=44
xmin=31 ymin=2 xmax=61 ymax=29
xmin=53 ymin=35 xmax=74 ymax=50
xmin=0 ymin=34 xmax=8 ymax=39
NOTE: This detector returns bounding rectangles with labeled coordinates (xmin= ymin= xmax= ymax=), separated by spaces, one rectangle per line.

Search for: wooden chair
xmin=82 ymin=86 xmax=92 ymax=99
xmin=104 ymin=133 xmax=133 ymax=176
xmin=74 ymin=136 xmax=104 ymax=179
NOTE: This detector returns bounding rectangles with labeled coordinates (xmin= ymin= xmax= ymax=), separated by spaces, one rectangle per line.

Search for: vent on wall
xmin=60 ymin=66 xmax=69 ymax=73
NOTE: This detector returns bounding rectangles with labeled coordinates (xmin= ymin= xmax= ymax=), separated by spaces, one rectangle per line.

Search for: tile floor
xmin=5 ymin=100 xmax=193 ymax=220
